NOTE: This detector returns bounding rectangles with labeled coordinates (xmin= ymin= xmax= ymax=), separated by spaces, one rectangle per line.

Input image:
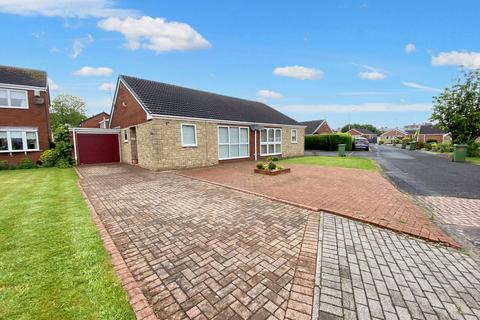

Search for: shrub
xmin=0 ymin=160 xmax=9 ymax=170
xmin=379 ymin=140 xmax=385 ymax=145
xmin=40 ymin=149 xmax=58 ymax=167
xmin=256 ymin=162 xmax=264 ymax=169
xmin=304 ymin=133 xmax=353 ymax=151
xmin=467 ymin=143 xmax=480 ymax=157
xmin=437 ymin=143 xmax=453 ymax=153
xmin=267 ymin=156 xmax=279 ymax=162
xmin=426 ymin=139 xmax=438 ymax=143
xmin=267 ymin=160 xmax=277 ymax=171
xmin=55 ymin=158 xmax=72 ymax=169
xmin=401 ymin=137 xmax=412 ymax=148
xmin=416 ymin=141 xmax=425 ymax=150
xmin=18 ymin=157 xmax=36 ymax=169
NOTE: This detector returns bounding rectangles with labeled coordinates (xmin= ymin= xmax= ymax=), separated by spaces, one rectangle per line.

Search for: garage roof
xmin=120 ymin=75 xmax=300 ymax=126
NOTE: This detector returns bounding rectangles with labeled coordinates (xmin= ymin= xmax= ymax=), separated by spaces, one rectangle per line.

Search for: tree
xmin=49 ymin=94 xmax=87 ymax=130
xmin=431 ymin=70 xmax=480 ymax=144
xmin=341 ymin=123 xmax=380 ymax=134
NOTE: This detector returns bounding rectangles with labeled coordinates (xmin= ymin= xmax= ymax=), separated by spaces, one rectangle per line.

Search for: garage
xmin=71 ymin=128 xmax=121 ymax=165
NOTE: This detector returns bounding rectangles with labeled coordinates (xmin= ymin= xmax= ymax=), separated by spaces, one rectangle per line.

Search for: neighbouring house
xmin=0 ymin=65 xmax=51 ymax=164
xmin=300 ymin=119 xmax=333 ymax=135
xmin=79 ymin=112 xmax=110 ymax=128
xmin=346 ymin=128 xmax=378 ymax=142
xmin=379 ymin=129 xmax=408 ymax=144
xmin=417 ymin=125 xmax=451 ymax=143
xmin=109 ymin=75 xmax=305 ymax=170
xmin=404 ymin=129 xmax=417 ymax=139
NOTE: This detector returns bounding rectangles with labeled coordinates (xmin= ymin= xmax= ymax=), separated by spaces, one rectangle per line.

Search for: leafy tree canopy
xmin=50 ymin=94 xmax=87 ymax=130
xmin=341 ymin=123 xmax=380 ymax=134
xmin=431 ymin=69 xmax=480 ymax=144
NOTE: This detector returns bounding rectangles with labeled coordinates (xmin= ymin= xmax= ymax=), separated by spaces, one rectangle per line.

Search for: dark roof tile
xmin=0 ymin=65 xmax=47 ymax=88
xmin=300 ymin=120 xmax=326 ymax=134
xmin=419 ymin=125 xmax=447 ymax=135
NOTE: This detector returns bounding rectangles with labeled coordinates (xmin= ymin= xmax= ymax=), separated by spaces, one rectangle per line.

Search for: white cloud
xmin=73 ymin=66 xmax=112 ymax=77
xmin=405 ymin=43 xmax=416 ymax=54
xmin=256 ymin=89 xmax=282 ymax=100
xmin=273 ymin=65 xmax=324 ymax=80
xmin=402 ymin=81 xmax=441 ymax=93
xmin=275 ymin=103 xmax=432 ymax=113
xmin=98 ymin=82 xmax=115 ymax=92
xmin=98 ymin=16 xmax=211 ymax=53
xmin=70 ymin=34 xmax=94 ymax=59
xmin=0 ymin=0 xmax=137 ymax=18
xmin=358 ymin=71 xmax=386 ymax=80
xmin=431 ymin=51 xmax=480 ymax=69
xmin=48 ymin=77 xmax=59 ymax=91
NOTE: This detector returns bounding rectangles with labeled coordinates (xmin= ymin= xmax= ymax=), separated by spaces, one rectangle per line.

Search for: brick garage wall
xmin=135 ymin=118 xmax=218 ymax=170
xmin=0 ymin=90 xmax=51 ymax=164
xmin=418 ymin=134 xmax=448 ymax=143
xmin=282 ymin=127 xmax=305 ymax=158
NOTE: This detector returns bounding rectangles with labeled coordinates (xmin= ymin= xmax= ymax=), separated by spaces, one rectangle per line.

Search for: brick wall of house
xmin=418 ymin=134 xmax=449 ymax=143
xmin=80 ymin=112 xmax=109 ymax=128
xmin=0 ymin=89 xmax=51 ymax=164
xmin=316 ymin=122 xmax=333 ymax=134
xmin=282 ymin=127 xmax=305 ymax=158
xmin=110 ymin=82 xmax=148 ymax=129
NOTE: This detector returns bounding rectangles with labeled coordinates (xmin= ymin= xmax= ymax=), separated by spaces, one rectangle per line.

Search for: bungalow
xmin=300 ymin=119 xmax=333 ymax=135
xmin=0 ymin=65 xmax=51 ymax=164
xmin=109 ymin=75 xmax=305 ymax=170
xmin=379 ymin=129 xmax=407 ymax=144
xmin=79 ymin=112 xmax=110 ymax=128
xmin=346 ymin=128 xmax=378 ymax=141
xmin=417 ymin=125 xmax=451 ymax=144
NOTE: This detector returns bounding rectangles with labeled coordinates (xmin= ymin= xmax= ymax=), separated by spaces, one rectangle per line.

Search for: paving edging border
xmin=75 ymin=167 xmax=157 ymax=320
xmin=177 ymin=172 xmax=460 ymax=249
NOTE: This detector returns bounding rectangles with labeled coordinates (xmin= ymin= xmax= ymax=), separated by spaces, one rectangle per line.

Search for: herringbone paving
xmin=77 ymin=164 xmax=316 ymax=319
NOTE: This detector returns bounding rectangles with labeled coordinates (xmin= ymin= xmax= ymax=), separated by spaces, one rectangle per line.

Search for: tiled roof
xmin=419 ymin=125 xmax=447 ymax=135
xmin=299 ymin=120 xmax=326 ymax=134
xmin=0 ymin=65 xmax=47 ymax=88
xmin=121 ymin=75 xmax=300 ymax=126
xmin=350 ymin=128 xmax=376 ymax=135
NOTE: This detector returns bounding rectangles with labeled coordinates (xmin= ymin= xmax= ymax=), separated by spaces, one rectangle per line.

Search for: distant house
xmin=79 ymin=112 xmax=110 ymax=128
xmin=379 ymin=129 xmax=407 ymax=143
xmin=417 ymin=125 xmax=450 ymax=143
xmin=346 ymin=128 xmax=378 ymax=141
xmin=300 ymin=119 xmax=333 ymax=135
xmin=404 ymin=129 xmax=417 ymax=138
xmin=0 ymin=65 xmax=51 ymax=164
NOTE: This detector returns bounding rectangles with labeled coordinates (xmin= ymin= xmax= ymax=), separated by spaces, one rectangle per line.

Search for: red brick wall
xmin=315 ymin=121 xmax=333 ymax=134
xmin=418 ymin=134 xmax=445 ymax=143
xmin=110 ymin=83 xmax=148 ymax=128
xmin=0 ymin=90 xmax=51 ymax=164
xmin=80 ymin=112 xmax=109 ymax=128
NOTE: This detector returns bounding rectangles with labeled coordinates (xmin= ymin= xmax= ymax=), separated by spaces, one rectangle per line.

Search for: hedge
xmin=304 ymin=133 xmax=353 ymax=151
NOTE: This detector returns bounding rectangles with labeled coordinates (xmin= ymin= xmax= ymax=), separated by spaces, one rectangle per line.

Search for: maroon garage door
xmin=76 ymin=133 xmax=120 ymax=164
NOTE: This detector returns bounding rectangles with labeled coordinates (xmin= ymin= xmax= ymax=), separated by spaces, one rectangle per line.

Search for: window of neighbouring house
xmin=291 ymin=129 xmax=298 ymax=143
xmin=181 ymin=124 xmax=197 ymax=147
xmin=218 ymin=126 xmax=249 ymax=160
xmin=123 ymin=129 xmax=128 ymax=142
xmin=0 ymin=88 xmax=28 ymax=108
xmin=260 ymin=128 xmax=281 ymax=156
xmin=0 ymin=129 xmax=39 ymax=153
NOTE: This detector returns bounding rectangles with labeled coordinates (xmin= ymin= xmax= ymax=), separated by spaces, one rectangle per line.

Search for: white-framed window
xmin=181 ymin=124 xmax=197 ymax=147
xmin=260 ymin=128 xmax=282 ymax=156
xmin=218 ymin=126 xmax=249 ymax=160
xmin=0 ymin=129 xmax=39 ymax=153
xmin=291 ymin=129 xmax=298 ymax=143
xmin=123 ymin=129 xmax=129 ymax=142
xmin=0 ymin=88 xmax=28 ymax=109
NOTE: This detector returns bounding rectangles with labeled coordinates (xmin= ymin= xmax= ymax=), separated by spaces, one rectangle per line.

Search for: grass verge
xmin=466 ymin=157 xmax=480 ymax=165
xmin=281 ymin=156 xmax=377 ymax=170
xmin=0 ymin=168 xmax=134 ymax=320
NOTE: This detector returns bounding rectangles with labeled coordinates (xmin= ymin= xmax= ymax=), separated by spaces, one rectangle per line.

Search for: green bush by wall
xmin=305 ymin=133 xmax=353 ymax=151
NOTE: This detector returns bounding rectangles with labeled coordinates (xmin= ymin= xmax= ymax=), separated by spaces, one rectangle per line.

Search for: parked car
xmin=354 ymin=137 xmax=370 ymax=151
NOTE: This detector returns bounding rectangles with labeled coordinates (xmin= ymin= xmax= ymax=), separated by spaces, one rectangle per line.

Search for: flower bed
xmin=254 ymin=157 xmax=291 ymax=175
xmin=254 ymin=167 xmax=291 ymax=176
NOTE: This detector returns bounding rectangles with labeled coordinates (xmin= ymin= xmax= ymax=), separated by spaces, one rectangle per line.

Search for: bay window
xmin=0 ymin=88 xmax=28 ymax=108
xmin=260 ymin=128 xmax=282 ymax=156
xmin=218 ymin=126 xmax=249 ymax=160
xmin=0 ymin=129 xmax=39 ymax=152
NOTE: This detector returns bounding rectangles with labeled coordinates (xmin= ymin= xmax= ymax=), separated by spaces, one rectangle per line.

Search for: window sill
xmin=182 ymin=145 xmax=198 ymax=148
xmin=219 ymin=155 xmax=250 ymax=160
xmin=0 ymin=105 xmax=29 ymax=109
xmin=291 ymin=141 xmax=298 ymax=144
xmin=0 ymin=149 xmax=40 ymax=153
xmin=260 ymin=152 xmax=282 ymax=157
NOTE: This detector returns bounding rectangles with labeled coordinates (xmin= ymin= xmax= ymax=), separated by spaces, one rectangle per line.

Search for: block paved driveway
xmin=78 ymin=164 xmax=480 ymax=320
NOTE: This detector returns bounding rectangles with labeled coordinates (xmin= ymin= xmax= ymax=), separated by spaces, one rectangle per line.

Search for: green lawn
xmin=281 ymin=156 xmax=377 ymax=170
xmin=467 ymin=157 xmax=480 ymax=165
xmin=0 ymin=168 xmax=134 ymax=320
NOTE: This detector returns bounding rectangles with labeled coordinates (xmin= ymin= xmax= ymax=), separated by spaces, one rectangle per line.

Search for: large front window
xmin=218 ymin=126 xmax=249 ymax=160
xmin=260 ymin=128 xmax=281 ymax=156
xmin=0 ymin=129 xmax=39 ymax=152
xmin=0 ymin=88 xmax=28 ymax=108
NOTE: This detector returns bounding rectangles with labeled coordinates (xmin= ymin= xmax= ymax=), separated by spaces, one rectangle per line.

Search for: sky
xmin=0 ymin=0 xmax=479 ymax=129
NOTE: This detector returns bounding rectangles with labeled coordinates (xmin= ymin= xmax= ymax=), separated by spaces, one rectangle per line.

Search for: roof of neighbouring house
xmin=349 ymin=128 xmax=377 ymax=135
xmin=299 ymin=120 xmax=326 ymax=134
xmin=379 ymin=129 xmax=407 ymax=137
xmin=119 ymin=75 xmax=301 ymax=126
xmin=418 ymin=125 xmax=447 ymax=135
xmin=404 ymin=129 xmax=417 ymax=135
xmin=0 ymin=65 xmax=47 ymax=88
xmin=80 ymin=112 xmax=110 ymax=125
